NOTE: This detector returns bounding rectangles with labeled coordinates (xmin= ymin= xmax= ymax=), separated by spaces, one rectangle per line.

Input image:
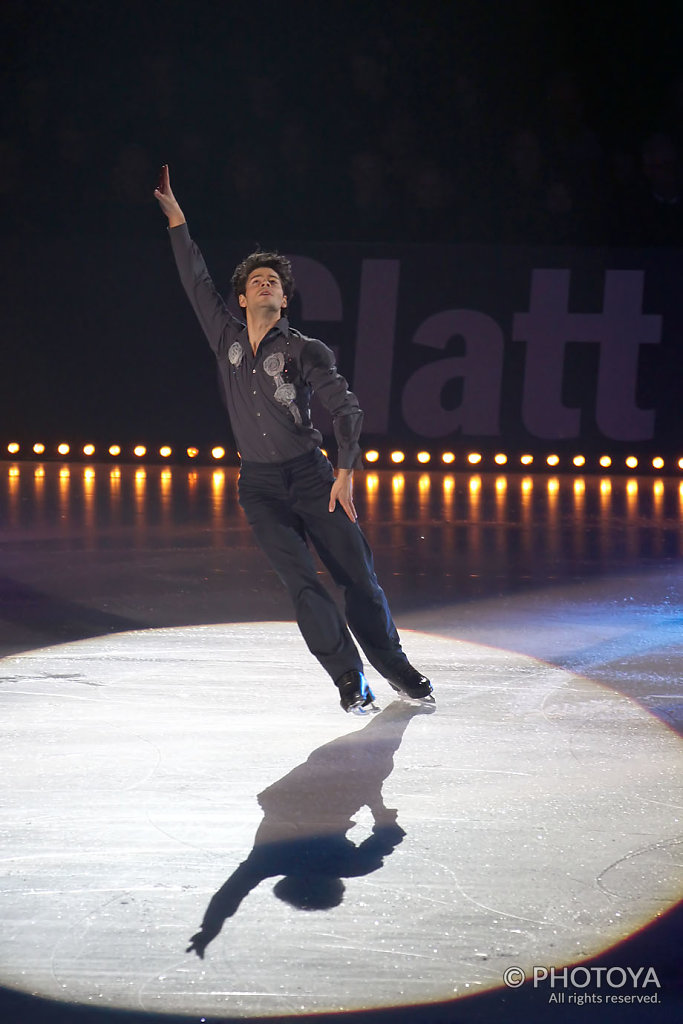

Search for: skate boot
xmin=335 ymin=670 xmax=377 ymax=714
xmin=386 ymin=663 xmax=434 ymax=703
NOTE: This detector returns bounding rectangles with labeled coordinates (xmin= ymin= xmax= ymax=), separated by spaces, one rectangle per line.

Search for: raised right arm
xmin=153 ymin=163 xmax=186 ymax=227
xmin=154 ymin=164 xmax=241 ymax=355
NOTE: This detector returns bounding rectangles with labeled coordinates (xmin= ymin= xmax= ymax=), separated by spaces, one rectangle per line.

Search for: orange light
xmin=546 ymin=454 xmax=560 ymax=467
xmin=83 ymin=444 xmax=95 ymax=457
xmin=365 ymin=473 xmax=379 ymax=491
xmin=108 ymin=444 xmax=121 ymax=457
xmin=467 ymin=452 xmax=482 ymax=465
xmin=391 ymin=450 xmax=405 ymax=464
xmin=186 ymin=447 xmax=199 ymax=458
xmin=574 ymin=478 xmax=585 ymax=496
xmin=573 ymin=455 xmax=586 ymax=467
xmin=211 ymin=446 xmax=225 ymax=460
xmin=33 ymin=442 xmax=45 ymax=455
xmin=59 ymin=467 xmax=70 ymax=480
xmin=364 ymin=450 xmax=379 ymax=463
xmin=392 ymin=473 xmax=405 ymax=490
xmin=599 ymin=455 xmax=612 ymax=468
xmin=678 ymin=457 xmax=683 ymax=471
xmin=521 ymin=476 xmax=533 ymax=493
xmin=494 ymin=453 xmax=508 ymax=465
xmin=548 ymin=477 xmax=559 ymax=494
xmin=625 ymin=456 xmax=638 ymax=469
xmin=627 ymin=479 xmax=638 ymax=497
xmin=443 ymin=475 xmax=455 ymax=493
xmin=84 ymin=467 xmax=95 ymax=482
xmin=133 ymin=445 xmax=147 ymax=458
xmin=441 ymin=452 xmax=455 ymax=465
xmin=8 ymin=466 xmax=20 ymax=478
xmin=159 ymin=446 xmax=172 ymax=458
xmin=418 ymin=473 xmax=430 ymax=492
xmin=495 ymin=476 xmax=507 ymax=492
xmin=417 ymin=451 xmax=431 ymax=464
xmin=520 ymin=454 xmax=533 ymax=465
xmin=57 ymin=443 xmax=70 ymax=456
xmin=7 ymin=442 xmax=20 ymax=454
xmin=600 ymin=479 xmax=612 ymax=496
xmin=469 ymin=475 xmax=481 ymax=492
xmin=652 ymin=457 xmax=664 ymax=470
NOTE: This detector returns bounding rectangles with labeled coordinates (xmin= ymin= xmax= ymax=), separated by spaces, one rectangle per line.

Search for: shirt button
xmin=252 ymin=369 xmax=256 ymax=374
xmin=256 ymin=412 xmax=261 ymax=417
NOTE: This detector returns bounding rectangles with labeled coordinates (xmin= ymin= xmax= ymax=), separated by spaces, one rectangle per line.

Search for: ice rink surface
xmin=0 ymin=463 xmax=681 ymax=1023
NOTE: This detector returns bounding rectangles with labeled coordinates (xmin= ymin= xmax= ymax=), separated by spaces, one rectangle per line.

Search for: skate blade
xmin=392 ymin=691 xmax=436 ymax=707
xmin=349 ymin=699 xmax=381 ymax=715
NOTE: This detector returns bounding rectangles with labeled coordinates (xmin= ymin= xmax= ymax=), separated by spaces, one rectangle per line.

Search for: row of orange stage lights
xmin=3 ymin=441 xmax=683 ymax=474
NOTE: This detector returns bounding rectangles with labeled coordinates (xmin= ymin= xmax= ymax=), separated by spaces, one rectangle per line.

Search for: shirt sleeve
xmin=301 ymin=339 xmax=364 ymax=470
xmin=168 ymin=223 xmax=242 ymax=356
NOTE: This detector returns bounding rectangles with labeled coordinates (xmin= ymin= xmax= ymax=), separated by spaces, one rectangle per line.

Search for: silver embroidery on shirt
xmin=274 ymin=383 xmax=296 ymax=404
xmin=263 ymin=350 xmax=302 ymax=424
xmin=263 ymin=352 xmax=285 ymax=376
xmin=228 ymin=341 xmax=244 ymax=367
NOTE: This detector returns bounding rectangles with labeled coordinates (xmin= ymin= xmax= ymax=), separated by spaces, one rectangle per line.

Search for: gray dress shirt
xmin=169 ymin=223 xmax=363 ymax=469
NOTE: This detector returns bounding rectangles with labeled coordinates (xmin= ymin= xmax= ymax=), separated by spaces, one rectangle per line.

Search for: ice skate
xmin=335 ymin=670 xmax=378 ymax=714
xmin=385 ymin=663 xmax=435 ymax=705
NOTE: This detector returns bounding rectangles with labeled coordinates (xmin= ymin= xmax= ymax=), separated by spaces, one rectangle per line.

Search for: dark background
xmin=1 ymin=0 xmax=683 ymax=245
xmin=3 ymin=0 xmax=683 ymax=246
xmin=2 ymin=0 xmax=683 ymax=455
xmin=2 ymin=0 xmax=683 ymax=449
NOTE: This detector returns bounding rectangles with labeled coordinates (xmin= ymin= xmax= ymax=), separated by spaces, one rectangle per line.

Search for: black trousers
xmin=238 ymin=448 xmax=409 ymax=684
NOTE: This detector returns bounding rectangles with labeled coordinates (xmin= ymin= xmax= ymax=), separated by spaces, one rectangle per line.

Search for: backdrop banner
xmin=2 ymin=238 xmax=681 ymax=453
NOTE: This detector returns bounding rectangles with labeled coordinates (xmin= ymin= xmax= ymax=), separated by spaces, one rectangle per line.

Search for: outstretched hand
xmin=329 ymin=469 xmax=357 ymax=522
xmin=153 ymin=164 xmax=186 ymax=227
xmin=186 ymin=929 xmax=210 ymax=959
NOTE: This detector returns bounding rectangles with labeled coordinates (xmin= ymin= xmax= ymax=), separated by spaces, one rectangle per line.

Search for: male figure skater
xmin=154 ymin=165 xmax=432 ymax=712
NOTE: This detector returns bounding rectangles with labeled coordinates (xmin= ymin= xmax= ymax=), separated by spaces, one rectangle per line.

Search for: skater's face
xmin=239 ymin=267 xmax=288 ymax=316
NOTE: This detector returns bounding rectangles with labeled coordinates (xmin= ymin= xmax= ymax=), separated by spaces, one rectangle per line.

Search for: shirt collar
xmin=262 ymin=316 xmax=290 ymax=345
xmin=237 ymin=316 xmax=289 ymax=352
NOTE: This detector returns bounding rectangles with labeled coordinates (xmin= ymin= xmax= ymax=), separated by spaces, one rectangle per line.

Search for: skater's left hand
xmin=186 ymin=929 xmax=211 ymax=958
xmin=329 ymin=469 xmax=357 ymax=522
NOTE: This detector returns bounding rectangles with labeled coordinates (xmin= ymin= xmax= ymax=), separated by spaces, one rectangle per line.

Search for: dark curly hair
xmin=231 ymin=250 xmax=295 ymax=304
